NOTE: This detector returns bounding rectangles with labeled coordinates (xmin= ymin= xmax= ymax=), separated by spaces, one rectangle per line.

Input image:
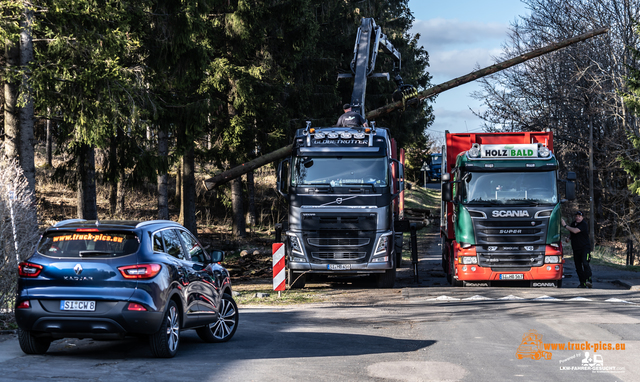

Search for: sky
xmin=408 ymin=0 xmax=530 ymax=146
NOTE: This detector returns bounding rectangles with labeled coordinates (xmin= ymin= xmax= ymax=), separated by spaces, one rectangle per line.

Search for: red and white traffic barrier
xmin=272 ymin=243 xmax=285 ymax=291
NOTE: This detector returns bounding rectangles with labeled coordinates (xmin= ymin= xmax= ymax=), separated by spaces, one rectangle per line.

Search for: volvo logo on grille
xmin=336 ymin=198 xmax=343 ymax=204
xmin=492 ymin=210 xmax=530 ymax=218
xmin=74 ymin=264 xmax=83 ymax=275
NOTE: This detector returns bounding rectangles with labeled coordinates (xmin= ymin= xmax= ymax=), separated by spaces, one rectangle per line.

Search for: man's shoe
xmin=577 ymin=284 xmax=587 ymax=288
xmin=586 ymin=280 xmax=592 ymax=288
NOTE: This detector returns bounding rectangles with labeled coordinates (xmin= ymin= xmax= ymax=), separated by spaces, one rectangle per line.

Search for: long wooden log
xmin=204 ymin=27 xmax=608 ymax=189
xmin=366 ymin=27 xmax=608 ymax=120
xmin=204 ymin=144 xmax=293 ymax=189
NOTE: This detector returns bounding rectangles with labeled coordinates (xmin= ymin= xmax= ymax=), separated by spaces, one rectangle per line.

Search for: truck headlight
xmin=289 ymin=235 xmax=303 ymax=255
xmin=459 ymin=256 xmax=478 ymax=265
xmin=544 ymin=256 xmax=560 ymax=264
xmin=374 ymin=234 xmax=391 ymax=255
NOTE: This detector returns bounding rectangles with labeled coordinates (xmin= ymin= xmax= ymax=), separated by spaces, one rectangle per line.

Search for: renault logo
xmin=74 ymin=264 xmax=83 ymax=275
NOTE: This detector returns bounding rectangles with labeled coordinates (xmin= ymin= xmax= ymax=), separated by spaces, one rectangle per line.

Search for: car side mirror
xmin=210 ymin=250 xmax=225 ymax=264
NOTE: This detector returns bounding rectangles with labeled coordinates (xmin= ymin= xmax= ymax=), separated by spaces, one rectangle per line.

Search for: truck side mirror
xmin=567 ymin=171 xmax=576 ymax=181
xmin=441 ymin=173 xmax=452 ymax=202
xmin=565 ymin=180 xmax=576 ymax=200
xmin=276 ymin=159 xmax=290 ymax=197
xmin=391 ymin=159 xmax=404 ymax=193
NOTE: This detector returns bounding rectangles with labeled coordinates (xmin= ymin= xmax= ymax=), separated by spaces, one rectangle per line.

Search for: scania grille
xmin=475 ymin=220 xmax=546 ymax=246
xmin=307 ymin=238 xmax=370 ymax=247
xmin=473 ymin=219 xmax=548 ymax=267
xmin=312 ymin=252 xmax=366 ymax=260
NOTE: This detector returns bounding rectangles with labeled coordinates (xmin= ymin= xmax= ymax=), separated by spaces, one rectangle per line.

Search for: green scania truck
xmin=441 ymin=131 xmax=575 ymax=287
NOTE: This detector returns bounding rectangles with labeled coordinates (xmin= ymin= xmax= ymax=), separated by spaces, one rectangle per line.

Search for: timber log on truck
xmin=440 ymin=131 xmax=576 ymax=287
xmin=276 ymin=18 xmax=417 ymax=288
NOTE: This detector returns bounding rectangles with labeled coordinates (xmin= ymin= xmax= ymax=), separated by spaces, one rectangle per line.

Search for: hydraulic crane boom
xmin=338 ymin=18 xmax=402 ymax=118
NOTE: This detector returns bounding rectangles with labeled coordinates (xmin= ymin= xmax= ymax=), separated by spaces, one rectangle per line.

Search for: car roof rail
xmin=136 ymin=220 xmax=181 ymax=229
xmin=53 ymin=219 xmax=87 ymax=227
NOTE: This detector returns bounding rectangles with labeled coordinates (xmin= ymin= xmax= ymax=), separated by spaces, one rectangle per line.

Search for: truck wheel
xmin=287 ymin=268 xmax=306 ymax=289
xmin=395 ymin=233 xmax=403 ymax=267
xmin=376 ymin=267 xmax=396 ymax=288
xmin=452 ymin=278 xmax=463 ymax=287
xmin=556 ymin=280 xmax=562 ymax=288
xmin=17 ymin=328 xmax=51 ymax=355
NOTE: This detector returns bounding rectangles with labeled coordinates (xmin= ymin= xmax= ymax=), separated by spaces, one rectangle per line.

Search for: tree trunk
xmin=108 ymin=133 xmax=117 ymax=215
xmin=179 ymin=148 xmax=198 ymax=236
xmin=4 ymin=39 xmax=19 ymax=158
xmin=231 ymin=169 xmax=246 ymax=237
xmin=77 ymin=144 xmax=97 ymax=220
xmin=45 ymin=108 xmax=52 ymax=167
xmin=116 ymin=129 xmax=125 ymax=216
xmin=157 ymin=127 xmax=169 ymax=220
xmin=175 ymin=163 xmax=182 ymax=207
xmin=247 ymin=170 xmax=256 ymax=229
xmin=19 ymin=0 xmax=35 ymax=194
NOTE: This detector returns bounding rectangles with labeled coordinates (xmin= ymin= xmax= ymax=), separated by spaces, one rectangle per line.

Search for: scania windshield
xmin=462 ymin=171 xmax=557 ymax=205
xmin=292 ymin=157 xmax=388 ymax=187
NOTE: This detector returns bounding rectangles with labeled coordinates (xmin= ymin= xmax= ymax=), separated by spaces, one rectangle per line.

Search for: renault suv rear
xmin=15 ymin=219 xmax=238 ymax=358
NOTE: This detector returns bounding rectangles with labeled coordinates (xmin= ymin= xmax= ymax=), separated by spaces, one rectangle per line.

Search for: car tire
xmin=287 ymin=268 xmax=306 ymax=289
xmin=196 ymin=293 xmax=239 ymax=343
xmin=376 ymin=267 xmax=396 ymax=288
xmin=17 ymin=328 xmax=51 ymax=355
xmin=149 ymin=300 xmax=180 ymax=358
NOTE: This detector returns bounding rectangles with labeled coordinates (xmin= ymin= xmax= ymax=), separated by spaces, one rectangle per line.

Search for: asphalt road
xmin=1 ymin=223 xmax=637 ymax=382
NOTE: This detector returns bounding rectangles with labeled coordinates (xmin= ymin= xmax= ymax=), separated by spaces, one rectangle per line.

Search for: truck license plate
xmin=500 ymin=274 xmax=524 ymax=280
xmin=60 ymin=300 xmax=96 ymax=311
xmin=328 ymin=264 xmax=351 ymax=270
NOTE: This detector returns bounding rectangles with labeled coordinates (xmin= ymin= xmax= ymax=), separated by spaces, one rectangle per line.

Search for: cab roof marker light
xmin=468 ymin=143 xmax=481 ymax=158
xmin=538 ymin=143 xmax=551 ymax=157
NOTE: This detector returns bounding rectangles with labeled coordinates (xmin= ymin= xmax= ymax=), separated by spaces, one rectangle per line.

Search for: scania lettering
xmin=441 ymin=131 xmax=576 ymax=287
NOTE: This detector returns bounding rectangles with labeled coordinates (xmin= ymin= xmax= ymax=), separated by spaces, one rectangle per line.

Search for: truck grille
xmin=474 ymin=219 xmax=547 ymax=268
xmin=312 ymin=252 xmax=366 ymax=260
xmin=307 ymin=238 xmax=370 ymax=247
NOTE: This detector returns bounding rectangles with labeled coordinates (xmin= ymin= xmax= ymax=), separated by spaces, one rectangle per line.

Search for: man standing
xmin=562 ymin=211 xmax=592 ymax=288
xmin=336 ymin=104 xmax=368 ymax=127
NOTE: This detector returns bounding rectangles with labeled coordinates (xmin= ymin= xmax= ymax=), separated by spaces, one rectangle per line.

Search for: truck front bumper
xmin=288 ymin=261 xmax=392 ymax=274
xmin=455 ymin=263 xmax=563 ymax=281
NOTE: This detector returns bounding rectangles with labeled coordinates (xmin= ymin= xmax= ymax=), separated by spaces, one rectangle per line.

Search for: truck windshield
xmin=463 ymin=171 xmax=557 ymax=205
xmin=292 ymin=157 xmax=388 ymax=187
xmin=430 ymin=155 xmax=442 ymax=165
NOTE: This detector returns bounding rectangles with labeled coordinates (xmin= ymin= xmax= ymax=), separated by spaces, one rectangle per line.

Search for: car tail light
xmin=126 ymin=302 xmax=147 ymax=311
xmin=16 ymin=300 xmax=31 ymax=309
xmin=118 ymin=264 xmax=162 ymax=279
xmin=18 ymin=262 xmax=43 ymax=277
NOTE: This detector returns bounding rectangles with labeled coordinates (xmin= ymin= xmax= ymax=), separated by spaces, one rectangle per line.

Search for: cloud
xmin=412 ymin=18 xmax=508 ymax=48
xmin=430 ymin=47 xmax=504 ymax=79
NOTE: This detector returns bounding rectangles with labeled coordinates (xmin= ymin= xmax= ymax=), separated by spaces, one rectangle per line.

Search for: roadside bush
xmin=0 ymin=147 xmax=40 ymax=320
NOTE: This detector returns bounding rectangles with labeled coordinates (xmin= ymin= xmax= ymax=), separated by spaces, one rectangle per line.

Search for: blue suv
xmin=15 ymin=219 xmax=238 ymax=358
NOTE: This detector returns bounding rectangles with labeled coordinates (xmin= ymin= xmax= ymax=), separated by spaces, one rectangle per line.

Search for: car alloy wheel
xmin=196 ymin=293 xmax=238 ymax=343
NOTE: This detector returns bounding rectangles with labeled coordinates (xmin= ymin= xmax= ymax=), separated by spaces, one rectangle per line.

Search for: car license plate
xmin=60 ymin=300 xmax=96 ymax=311
xmin=328 ymin=264 xmax=351 ymax=270
xmin=500 ymin=274 xmax=524 ymax=280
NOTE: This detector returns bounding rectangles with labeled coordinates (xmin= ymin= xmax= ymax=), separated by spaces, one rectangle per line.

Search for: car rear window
xmin=37 ymin=231 xmax=140 ymax=258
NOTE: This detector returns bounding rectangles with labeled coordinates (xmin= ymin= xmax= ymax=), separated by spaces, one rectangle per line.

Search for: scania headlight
xmin=374 ymin=234 xmax=391 ymax=255
xmin=459 ymin=256 xmax=478 ymax=265
xmin=544 ymin=255 xmax=560 ymax=264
